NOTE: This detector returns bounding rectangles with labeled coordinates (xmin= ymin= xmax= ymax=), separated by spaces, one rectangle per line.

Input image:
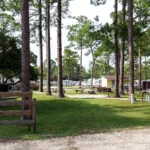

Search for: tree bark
xmin=68 ymin=73 xmax=69 ymax=80
xmin=21 ymin=0 xmax=30 ymax=92
xmin=91 ymin=59 xmax=96 ymax=88
xmin=46 ymin=0 xmax=52 ymax=95
xmin=128 ymin=0 xmax=134 ymax=100
xmin=114 ymin=0 xmax=120 ymax=97
xmin=144 ymin=56 xmax=147 ymax=81
xmin=57 ymin=0 xmax=65 ymax=97
xmin=108 ymin=58 xmax=110 ymax=75
xmin=39 ymin=0 xmax=43 ymax=92
xmin=79 ymin=45 xmax=82 ymax=87
xmin=119 ymin=0 xmax=126 ymax=94
xmin=138 ymin=48 xmax=141 ymax=90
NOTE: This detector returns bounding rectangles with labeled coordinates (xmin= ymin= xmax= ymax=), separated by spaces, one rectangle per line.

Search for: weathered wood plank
xmin=0 ymin=120 xmax=34 ymax=125
xmin=0 ymin=110 xmax=31 ymax=116
xmin=0 ymin=92 xmax=32 ymax=98
xmin=0 ymin=100 xmax=35 ymax=106
xmin=32 ymin=99 xmax=36 ymax=133
xmin=0 ymin=97 xmax=36 ymax=133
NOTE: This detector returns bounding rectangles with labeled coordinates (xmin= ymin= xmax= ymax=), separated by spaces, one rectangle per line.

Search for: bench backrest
xmin=0 ymin=91 xmax=32 ymax=99
xmin=0 ymin=92 xmax=36 ymax=133
xmin=105 ymin=88 xmax=112 ymax=92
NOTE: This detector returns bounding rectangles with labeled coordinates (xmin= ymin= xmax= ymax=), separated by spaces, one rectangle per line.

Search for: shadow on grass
xmin=0 ymin=98 xmax=150 ymax=139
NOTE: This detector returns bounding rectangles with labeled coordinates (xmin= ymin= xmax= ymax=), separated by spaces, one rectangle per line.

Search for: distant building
xmin=63 ymin=80 xmax=76 ymax=86
xmin=83 ymin=79 xmax=101 ymax=87
xmin=101 ymin=76 xmax=129 ymax=88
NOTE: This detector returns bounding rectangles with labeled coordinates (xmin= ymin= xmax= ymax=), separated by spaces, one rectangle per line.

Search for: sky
xmin=30 ymin=0 xmax=120 ymax=70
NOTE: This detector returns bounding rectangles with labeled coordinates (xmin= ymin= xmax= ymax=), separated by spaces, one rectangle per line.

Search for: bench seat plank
xmin=0 ymin=92 xmax=32 ymax=97
xmin=0 ymin=120 xmax=34 ymax=125
xmin=0 ymin=100 xmax=35 ymax=106
xmin=0 ymin=110 xmax=32 ymax=116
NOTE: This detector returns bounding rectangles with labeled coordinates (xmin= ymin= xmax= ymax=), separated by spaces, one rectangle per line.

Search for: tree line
xmin=0 ymin=0 xmax=149 ymax=99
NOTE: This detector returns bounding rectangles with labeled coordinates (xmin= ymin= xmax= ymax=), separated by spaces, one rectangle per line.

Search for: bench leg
xmin=28 ymin=125 xmax=31 ymax=131
xmin=33 ymin=124 xmax=36 ymax=133
xmin=108 ymin=92 xmax=109 ymax=97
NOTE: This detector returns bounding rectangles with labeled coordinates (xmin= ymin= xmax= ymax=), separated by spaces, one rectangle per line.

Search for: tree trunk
xmin=108 ymin=58 xmax=110 ymax=75
xmin=46 ymin=0 xmax=52 ymax=95
xmin=144 ymin=56 xmax=147 ymax=81
xmin=21 ymin=0 xmax=30 ymax=121
xmin=138 ymin=48 xmax=141 ymax=90
xmin=128 ymin=0 xmax=134 ymax=100
xmin=91 ymin=59 xmax=96 ymax=88
xmin=68 ymin=73 xmax=70 ymax=86
xmin=21 ymin=0 xmax=30 ymax=92
xmin=79 ymin=46 xmax=82 ymax=87
xmin=39 ymin=0 xmax=43 ymax=92
xmin=114 ymin=0 xmax=120 ymax=97
xmin=119 ymin=0 xmax=126 ymax=94
xmin=57 ymin=0 xmax=65 ymax=97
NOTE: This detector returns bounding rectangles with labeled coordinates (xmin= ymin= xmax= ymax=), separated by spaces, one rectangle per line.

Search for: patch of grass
xmin=0 ymin=92 xmax=149 ymax=140
xmin=120 ymin=91 xmax=142 ymax=100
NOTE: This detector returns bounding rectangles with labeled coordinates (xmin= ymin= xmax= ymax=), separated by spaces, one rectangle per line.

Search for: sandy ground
xmin=66 ymin=94 xmax=131 ymax=101
xmin=66 ymin=94 xmax=108 ymax=99
xmin=1 ymin=129 xmax=150 ymax=150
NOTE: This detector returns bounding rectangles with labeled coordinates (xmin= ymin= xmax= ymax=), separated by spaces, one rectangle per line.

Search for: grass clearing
xmin=0 ymin=92 xmax=149 ymax=140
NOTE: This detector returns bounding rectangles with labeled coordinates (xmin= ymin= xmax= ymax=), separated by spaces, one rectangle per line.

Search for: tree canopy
xmin=0 ymin=31 xmax=39 ymax=84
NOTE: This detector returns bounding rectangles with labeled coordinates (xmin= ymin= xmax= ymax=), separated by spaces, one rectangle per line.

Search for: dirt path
xmin=1 ymin=129 xmax=150 ymax=150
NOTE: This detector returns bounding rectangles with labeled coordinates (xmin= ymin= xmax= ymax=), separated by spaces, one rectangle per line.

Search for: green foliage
xmin=30 ymin=51 xmax=38 ymax=66
xmin=43 ymin=59 xmax=57 ymax=80
xmin=87 ymin=22 xmax=115 ymax=77
xmin=142 ymin=57 xmax=150 ymax=80
xmin=92 ymin=23 xmax=114 ymax=57
xmin=67 ymin=16 xmax=91 ymax=50
xmin=30 ymin=51 xmax=39 ymax=81
xmin=0 ymin=0 xmax=73 ymax=45
xmin=0 ymin=12 xmax=21 ymax=34
xmin=0 ymin=31 xmax=39 ymax=82
xmin=134 ymin=0 xmax=150 ymax=27
xmin=0 ymin=31 xmax=21 ymax=80
xmin=82 ymin=67 xmax=91 ymax=79
xmin=30 ymin=66 xmax=39 ymax=81
xmin=90 ymin=0 xmax=106 ymax=6
xmin=90 ymin=58 xmax=115 ymax=78
xmin=62 ymin=48 xmax=79 ymax=79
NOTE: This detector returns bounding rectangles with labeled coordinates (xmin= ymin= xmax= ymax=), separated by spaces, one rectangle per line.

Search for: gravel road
xmin=1 ymin=129 xmax=150 ymax=150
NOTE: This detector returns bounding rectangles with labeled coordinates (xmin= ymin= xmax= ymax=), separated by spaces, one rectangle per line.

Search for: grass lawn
xmin=0 ymin=92 xmax=149 ymax=140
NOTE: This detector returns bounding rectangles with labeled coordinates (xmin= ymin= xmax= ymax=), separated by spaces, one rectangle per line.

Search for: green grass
xmin=0 ymin=92 xmax=149 ymax=140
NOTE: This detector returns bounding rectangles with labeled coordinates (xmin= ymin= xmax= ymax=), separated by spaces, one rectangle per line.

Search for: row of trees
xmin=0 ymin=31 xmax=39 ymax=85
xmin=65 ymin=0 xmax=149 ymax=100
xmin=0 ymin=0 xmax=72 ymax=97
xmin=0 ymin=0 xmax=106 ymax=97
xmin=0 ymin=0 xmax=149 ymax=99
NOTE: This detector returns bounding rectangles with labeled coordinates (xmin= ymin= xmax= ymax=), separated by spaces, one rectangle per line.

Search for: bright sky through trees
xmin=30 ymin=0 xmax=120 ymax=70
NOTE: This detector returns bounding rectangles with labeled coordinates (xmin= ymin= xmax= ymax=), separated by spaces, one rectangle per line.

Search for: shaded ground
xmin=1 ymin=129 xmax=150 ymax=150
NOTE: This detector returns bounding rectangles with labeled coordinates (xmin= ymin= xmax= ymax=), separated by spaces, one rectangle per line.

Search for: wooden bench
xmin=75 ymin=89 xmax=84 ymax=93
xmin=97 ymin=87 xmax=112 ymax=97
xmin=105 ymin=88 xmax=112 ymax=97
xmin=0 ymin=92 xmax=36 ymax=133
xmin=88 ymin=90 xmax=96 ymax=94
xmin=97 ymin=87 xmax=107 ymax=92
